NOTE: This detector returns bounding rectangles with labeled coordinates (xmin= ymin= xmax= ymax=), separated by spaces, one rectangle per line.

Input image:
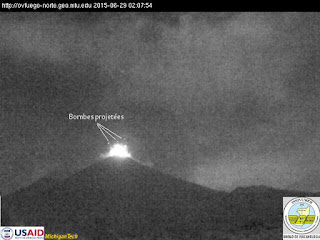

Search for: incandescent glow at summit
xmin=96 ymin=123 xmax=131 ymax=159
xmin=108 ymin=143 xmax=131 ymax=158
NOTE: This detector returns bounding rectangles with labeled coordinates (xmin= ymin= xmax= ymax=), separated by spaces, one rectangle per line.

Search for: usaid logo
xmin=1 ymin=228 xmax=13 ymax=240
xmin=0 ymin=227 xmax=44 ymax=240
xmin=0 ymin=196 xmax=45 ymax=240
xmin=0 ymin=227 xmax=44 ymax=239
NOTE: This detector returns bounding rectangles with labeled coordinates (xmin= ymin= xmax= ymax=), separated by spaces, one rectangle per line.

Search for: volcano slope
xmin=2 ymin=158 xmax=319 ymax=239
xmin=2 ymin=159 xmax=227 ymax=239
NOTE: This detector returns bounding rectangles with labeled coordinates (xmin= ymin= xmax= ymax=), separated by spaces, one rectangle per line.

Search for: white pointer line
xmin=98 ymin=124 xmax=117 ymax=140
xmin=97 ymin=124 xmax=110 ymax=144
xmin=97 ymin=123 xmax=118 ymax=140
xmin=97 ymin=123 xmax=122 ymax=139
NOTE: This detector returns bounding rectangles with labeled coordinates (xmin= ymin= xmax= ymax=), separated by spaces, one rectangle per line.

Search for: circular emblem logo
xmin=1 ymin=228 xmax=13 ymax=240
xmin=284 ymin=198 xmax=320 ymax=234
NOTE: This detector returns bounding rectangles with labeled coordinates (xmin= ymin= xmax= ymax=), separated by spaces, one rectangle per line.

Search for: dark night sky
xmin=1 ymin=13 xmax=320 ymax=195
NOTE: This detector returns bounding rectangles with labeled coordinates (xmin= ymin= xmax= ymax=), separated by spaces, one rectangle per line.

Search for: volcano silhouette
xmin=2 ymin=159 xmax=228 ymax=239
xmin=2 ymin=158 xmax=319 ymax=239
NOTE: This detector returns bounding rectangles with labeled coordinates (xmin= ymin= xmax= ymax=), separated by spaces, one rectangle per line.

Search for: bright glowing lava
xmin=108 ymin=143 xmax=131 ymax=158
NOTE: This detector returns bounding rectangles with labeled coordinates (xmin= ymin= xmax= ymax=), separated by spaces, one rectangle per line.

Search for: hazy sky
xmin=1 ymin=13 xmax=320 ymax=195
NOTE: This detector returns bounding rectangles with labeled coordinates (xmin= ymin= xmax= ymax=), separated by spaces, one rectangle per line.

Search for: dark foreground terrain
xmin=2 ymin=158 xmax=319 ymax=239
